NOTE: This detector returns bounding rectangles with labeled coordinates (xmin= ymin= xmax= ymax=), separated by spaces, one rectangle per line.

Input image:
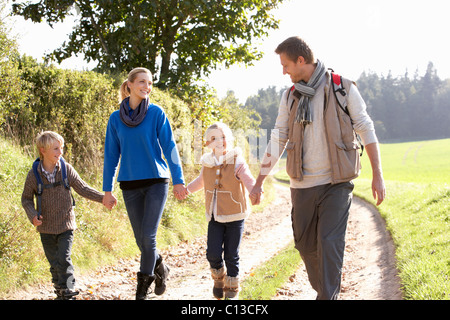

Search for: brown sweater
xmin=21 ymin=161 xmax=104 ymax=234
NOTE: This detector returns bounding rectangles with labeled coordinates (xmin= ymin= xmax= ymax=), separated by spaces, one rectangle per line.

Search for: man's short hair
xmin=275 ymin=36 xmax=315 ymax=64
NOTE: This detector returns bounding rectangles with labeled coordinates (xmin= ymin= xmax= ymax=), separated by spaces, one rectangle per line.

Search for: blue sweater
xmin=103 ymin=103 xmax=184 ymax=192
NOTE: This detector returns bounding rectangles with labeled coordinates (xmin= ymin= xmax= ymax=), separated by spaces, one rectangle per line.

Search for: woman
xmin=102 ymin=67 xmax=187 ymax=300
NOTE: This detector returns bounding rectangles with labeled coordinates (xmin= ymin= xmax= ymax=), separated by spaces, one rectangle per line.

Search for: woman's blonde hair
xmin=36 ymin=131 xmax=65 ymax=158
xmin=119 ymin=67 xmax=153 ymax=102
xmin=205 ymin=122 xmax=234 ymax=148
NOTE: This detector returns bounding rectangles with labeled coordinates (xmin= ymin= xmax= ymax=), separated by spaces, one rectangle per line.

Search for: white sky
xmin=7 ymin=0 xmax=450 ymax=103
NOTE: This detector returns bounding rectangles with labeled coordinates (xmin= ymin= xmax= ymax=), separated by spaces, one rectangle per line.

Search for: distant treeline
xmin=245 ymin=62 xmax=450 ymax=142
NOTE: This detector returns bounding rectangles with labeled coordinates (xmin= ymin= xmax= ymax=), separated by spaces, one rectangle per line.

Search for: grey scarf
xmin=119 ymin=97 xmax=149 ymax=127
xmin=294 ymin=60 xmax=327 ymax=124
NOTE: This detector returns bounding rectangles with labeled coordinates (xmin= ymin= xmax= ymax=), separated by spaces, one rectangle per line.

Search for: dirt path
xmin=7 ymin=183 xmax=403 ymax=300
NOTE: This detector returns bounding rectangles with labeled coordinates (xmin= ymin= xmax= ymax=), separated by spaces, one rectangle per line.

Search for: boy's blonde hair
xmin=36 ymin=131 xmax=65 ymax=158
xmin=205 ymin=122 xmax=234 ymax=147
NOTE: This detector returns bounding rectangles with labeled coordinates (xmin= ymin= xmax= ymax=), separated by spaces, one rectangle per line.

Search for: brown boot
xmin=210 ymin=267 xmax=225 ymax=299
xmin=224 ymin=275 xmax=239 ymax=300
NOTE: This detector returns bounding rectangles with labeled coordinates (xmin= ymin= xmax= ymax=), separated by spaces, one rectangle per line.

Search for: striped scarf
xmin=294 ymin=60 xmax=327 ymax=124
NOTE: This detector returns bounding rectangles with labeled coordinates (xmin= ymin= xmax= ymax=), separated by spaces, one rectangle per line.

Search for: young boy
xmin=21 ymin=131 xmax=106 ymax=300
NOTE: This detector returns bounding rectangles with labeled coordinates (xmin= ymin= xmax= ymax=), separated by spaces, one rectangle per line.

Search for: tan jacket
xmin=202 ymin=153 xmax=248 ymax=223
xmin=285 ymin=73 xmax=361 ymax=184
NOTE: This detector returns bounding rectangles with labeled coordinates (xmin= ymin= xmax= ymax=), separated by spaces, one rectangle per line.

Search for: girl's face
xmin=207 ymin=129 xmax=227 ymax=156
xmin=128 ymin=72 xmax=153 ymax=100
xmin=40 ymin=140 xmax=63 ymax=165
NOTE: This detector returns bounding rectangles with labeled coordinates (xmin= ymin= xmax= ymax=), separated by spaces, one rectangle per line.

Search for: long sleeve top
xmin=22 ymin=161 xmax=104 ymax=234
xmin=263 ymin=78 xmax=378 ymax=188
xmin=102 ymin=103 xmax=184 ymax=192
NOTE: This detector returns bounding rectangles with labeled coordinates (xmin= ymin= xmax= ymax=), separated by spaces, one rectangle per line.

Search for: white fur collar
xmin=201 ymin=147 xmax=242 ymax=168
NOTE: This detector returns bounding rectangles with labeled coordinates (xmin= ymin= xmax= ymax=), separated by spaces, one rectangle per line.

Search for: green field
xmin=274 ymin=138 xmax=450 ymax=300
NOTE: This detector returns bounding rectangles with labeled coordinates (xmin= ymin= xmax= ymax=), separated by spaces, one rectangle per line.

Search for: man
xmin=250 ymin=36 xmax=385 ymax=300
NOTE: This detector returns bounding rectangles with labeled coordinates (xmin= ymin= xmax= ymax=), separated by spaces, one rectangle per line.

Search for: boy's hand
xmin=32 ymin=215 xmax=42 ymax=226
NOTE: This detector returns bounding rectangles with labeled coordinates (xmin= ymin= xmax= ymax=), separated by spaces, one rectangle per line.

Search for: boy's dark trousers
xmin=40 ymin=230 xmax=76 ymax=290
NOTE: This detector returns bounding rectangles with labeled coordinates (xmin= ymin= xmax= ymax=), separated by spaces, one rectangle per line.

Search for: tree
xmin=0 ymin=0 xmax=26 ymax=128
xmin=12 ymin=0 xmax=283 ymax=92
xmin=244 ymin=85 xmax=285 ymax=130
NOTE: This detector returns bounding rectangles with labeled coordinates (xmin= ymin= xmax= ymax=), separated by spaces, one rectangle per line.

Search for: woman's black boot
xmin=154 ymin=256 xmax=170 ymax=295
xmin=136 ymin=272 xmax=155 ymax=300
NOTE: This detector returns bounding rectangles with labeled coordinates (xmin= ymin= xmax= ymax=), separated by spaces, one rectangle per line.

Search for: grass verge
xmin=273 ymin=139 xmax=450 ymax=300
xmin=240 ymin=241 xmax=301 ymax=300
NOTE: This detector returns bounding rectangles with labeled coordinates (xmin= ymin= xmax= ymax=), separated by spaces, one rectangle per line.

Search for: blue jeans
xmin=40 ymin=230 xmax=75 ymax=289
xmin=206 ymin=217 xmax=245 ymax=277
xmin=122 ymin=182 xmax=168 ymax=275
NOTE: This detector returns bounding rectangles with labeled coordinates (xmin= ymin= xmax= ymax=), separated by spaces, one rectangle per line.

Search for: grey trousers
xmin=290 ymin=182 xmax=354 ymax=300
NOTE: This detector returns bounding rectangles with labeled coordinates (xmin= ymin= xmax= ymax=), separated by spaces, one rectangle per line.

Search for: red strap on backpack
xmin=332 ymin=72 xmax=342 ymax=86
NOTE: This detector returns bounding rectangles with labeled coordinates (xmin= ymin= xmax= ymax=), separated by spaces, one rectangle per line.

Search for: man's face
xmin=279 ymin=52 xmax=306 ymax=83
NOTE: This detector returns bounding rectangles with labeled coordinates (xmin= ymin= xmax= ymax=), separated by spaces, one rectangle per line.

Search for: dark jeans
xmin=206 ymin=217 xmax=245 ymax=277
xmin=122 ymin=182 xmax=168 ymax=275
xmin=290 ymin=182 xmax=354 ymax=300
xmin=40 ymin=230 xmax=75 ymax=289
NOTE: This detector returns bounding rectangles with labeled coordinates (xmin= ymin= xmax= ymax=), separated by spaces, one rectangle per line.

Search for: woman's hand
xmin=173 ymin=184 xmax=188 ymax=200
xmin=103 ymin=192 xmax=118 ymax=210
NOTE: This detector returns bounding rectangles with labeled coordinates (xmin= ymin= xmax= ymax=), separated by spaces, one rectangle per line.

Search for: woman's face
xmin=128 ymin=72 xmax=153 ymax=100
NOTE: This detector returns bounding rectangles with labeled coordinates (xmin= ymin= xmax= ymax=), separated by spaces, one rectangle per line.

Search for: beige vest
xmin=203 ymin=159 xmax=248 ymax=222
xmin=285 ymin=72 xmax=361 ymax=184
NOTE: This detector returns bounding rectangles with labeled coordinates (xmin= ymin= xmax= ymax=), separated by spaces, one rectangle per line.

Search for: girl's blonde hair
xmin=205 ymin=122 xmax=234 ymax=148
xmin=36 ymin=131 xmax=65 ymax=158
xmin=119 ymin=67 xmax=153 ymax=102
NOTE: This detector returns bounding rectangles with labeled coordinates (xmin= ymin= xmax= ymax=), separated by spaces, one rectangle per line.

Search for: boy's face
xmin=40 ymin=140 xmax=63 ymax=165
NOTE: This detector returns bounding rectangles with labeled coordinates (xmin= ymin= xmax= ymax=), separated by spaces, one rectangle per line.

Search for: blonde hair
xmin=119 ymin=67 xmax=153 ymax=102
xmin=36 ymin=131 xmax=65 ymax=158
xmin=205 ymin=122 xmax=234 ymax=148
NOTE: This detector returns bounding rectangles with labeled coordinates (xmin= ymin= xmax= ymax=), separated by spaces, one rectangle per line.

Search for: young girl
xmin=185 ymin=122 xmax=255 ymax=299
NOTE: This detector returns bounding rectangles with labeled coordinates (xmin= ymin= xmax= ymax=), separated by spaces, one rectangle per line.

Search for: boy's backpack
xmin=32 ymin=157 xmax=75 ymax=219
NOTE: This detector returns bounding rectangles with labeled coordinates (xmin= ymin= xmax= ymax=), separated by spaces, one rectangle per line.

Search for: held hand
xmin=173 ymin=184 xmax=188 ymax=200
xmin=32 ymin=215 xmax=42 ymax=226
xmin=249 ymin=184 xmax=264 ymax=205
xmin=103 ymin=192 xmax=118 ymax=210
